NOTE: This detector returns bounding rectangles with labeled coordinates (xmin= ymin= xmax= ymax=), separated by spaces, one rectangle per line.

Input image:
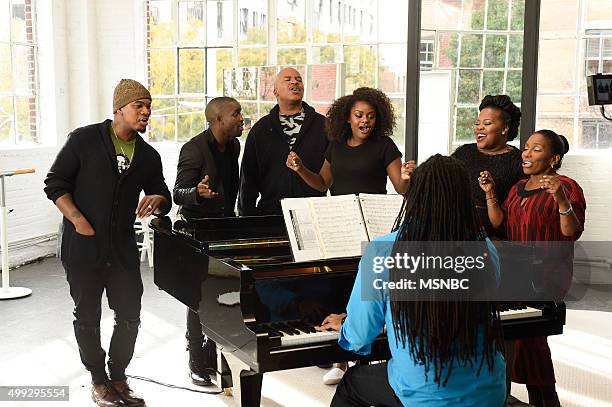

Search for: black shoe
xmin=110 ymin=380 xmax=145 ymax=407
xmin=189 ymin=369 xmax=213 ymax=386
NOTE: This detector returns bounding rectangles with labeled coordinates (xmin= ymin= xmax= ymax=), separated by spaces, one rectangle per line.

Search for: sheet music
xmin=281 ymin=198 xmax=323 ymax=262
xmin=358 ymin=193 xmax=404 ymax=240
xmin=309 ymin=195 xmax=368 ymax=259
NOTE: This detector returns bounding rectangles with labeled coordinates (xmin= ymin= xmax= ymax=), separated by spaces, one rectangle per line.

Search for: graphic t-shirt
xmin=110 ymin=124 xmax=136 ymax=174
xmin=279 ymin=108 xmax=305 ymax=147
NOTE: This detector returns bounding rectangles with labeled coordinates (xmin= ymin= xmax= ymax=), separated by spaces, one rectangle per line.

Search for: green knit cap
xmin=113 ymin=79 xmax=151 ymax=112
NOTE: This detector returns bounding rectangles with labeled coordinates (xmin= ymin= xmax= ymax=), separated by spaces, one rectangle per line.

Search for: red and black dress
xmin=501 ymin=175 xmax=586 ymax=385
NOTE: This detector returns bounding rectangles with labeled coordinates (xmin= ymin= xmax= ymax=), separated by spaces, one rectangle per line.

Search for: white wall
xmin=1 ymin=0 xmax=611 ymax=272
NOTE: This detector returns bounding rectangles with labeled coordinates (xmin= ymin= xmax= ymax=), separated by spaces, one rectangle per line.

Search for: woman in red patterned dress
xmin=478 ymin=129 xmax=586 ymax=407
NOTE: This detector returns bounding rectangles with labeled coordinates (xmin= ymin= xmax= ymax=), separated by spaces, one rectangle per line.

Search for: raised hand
xmin=286 ymin=151 xmax=303 ymax=172
xmin=197 ymin=175 xmax=219 ymax=199
xmin=539 ymin=175 xmax=568 ymax=203
xmin=478 ymin=170 xmax=496 ymax=195
xmin=401 ymin=160 xmax=417 ymax=181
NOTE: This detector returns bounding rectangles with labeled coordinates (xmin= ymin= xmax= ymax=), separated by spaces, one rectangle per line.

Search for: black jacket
xmin=44 ymin=120 xmax=171 ymax=271
xmin=173 ymin=128 xmax=240 ymax=218
xmin=238 ymin=102 xmax=328 ymax=215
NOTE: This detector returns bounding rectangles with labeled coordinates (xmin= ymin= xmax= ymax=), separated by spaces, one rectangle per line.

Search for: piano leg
xmin=239 ymin=370 xmax=263 ymax=407
xmin=218 ymin=352 xmax=233 ymax=390
xmin=504 ymin=339 xmax=516 ymax=401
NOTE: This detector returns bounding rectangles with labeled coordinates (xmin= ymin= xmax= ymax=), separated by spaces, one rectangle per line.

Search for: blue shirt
xmin=338 ymin=232 xmax=507 ymax=407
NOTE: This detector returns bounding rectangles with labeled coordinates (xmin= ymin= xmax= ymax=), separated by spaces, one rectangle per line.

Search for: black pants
xmin=186 ymin=308 xmax=216 ymax=368
xmin=64 ymin=261 xmax=143 ymax=384
xmin=331 ymin=362 xmax=403 ymax=407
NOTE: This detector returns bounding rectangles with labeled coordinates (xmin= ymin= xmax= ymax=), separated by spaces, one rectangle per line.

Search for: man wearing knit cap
xmin=44 ymin=79 xmax=171 ymax=407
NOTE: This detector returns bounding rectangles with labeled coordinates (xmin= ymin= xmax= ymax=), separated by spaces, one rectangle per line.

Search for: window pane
xmin=150 ymin=98 xmax=177 ymax=142
xmin=344 ymin=45 xmax=377 ymax=92
xmin=455 ymin=107 xmax=479 ymax=143
xmin=207 ymin=0 xmax=233 ymax=46
xmin=343 ymin=1 xmax=376 ymax=44
xmin=0 ymin=96 xmax=14 ymax=143
xmin=310 ymin=64 xmax=338 ymax=103
xmin=238 ymin=0 xmax=267 ymax=45
xmin=506 ymin=70 xmax=522 ymax=101
xmin=487 ymin=0 xmax=509 ymax=30
xmin=225 ymin=67 xmax=257 ymax=100
xmin=508 ymin=34 xmax=523 ymax=68
xmin=240 ymin=102 xmax=258 ymax=130
xmin=15 ymin=95 xmax=35 ymax=143
xmin=484 ymin=34 xmax=507 ymax=68
xmin=179 ymin=49 xmax=204 ymax=94
xmin=312 ymin=45 xmax=340 ymax=64
xmin=510 ymin=0 xmax=525 ymax=30
xmin=178 ymin=1 xmax=204 ymax=46
xmin=483 ymin=70 xmax=504 ymax=95
xmin=313 ymin=0 xmax=341 ymax=43
xmin=586 ymin=59 xmax=599 ymax=76
xmin=259 ymin=66 xmax=277 ymax=102
xmin=277 ymin=0 xmax=306 ymax=44
xmin=11 ymin=0 xmax=27 ymax=43
xmin=462 ymin=0 xmax=485 ymax=30
xmin=379 ymin=44 xmax=407 ymax=94
xmin=585 ymin=0 xmax=612 ymax=23
xmin=438 ymin=32 xmax=459 ymax=68
xmin=586 ymin=38 xmax=600 ymax=58
xmin=1 ymin=1 xmax=10 ymax=41
xmin=150 ymin=49 xmax=176 ymax=95
xmin=13 ymin=45 xmax=35 ymax=95
xmin=379 ymin=0 xmax=407 ymax=42
xmin=435 ymin=0 xmax=460 ymax=30
xmin=457 ymin=70 xmax=481 ymax=104
xmin=206 ymin=48 xmax=233 ymax=96
xmin=540 ymin=0 xmax=576 ymax=37
xmin=177 ymin=98 xmax=205 ymax=141
xmin=277 ymin=48 xmax=307 ymax=66
xmin=0 ymin=44 xmax=12 ymax=93
xmin=237 ymin=47 xmax=267 ymax=66
xmin=390 ymin=97 xmax=406 ymax=144
xmin=603 ymin=59 xmax=612 ymax=74
xmin=460 ymin=34 xmax=483 ymax=68
xmin=149 ymin=0 xmax=174 ymax=47
xmin=538 ymin=38 xmax=576 ymax=92
xmin=603 ymin=38 xmax=612 ymax=59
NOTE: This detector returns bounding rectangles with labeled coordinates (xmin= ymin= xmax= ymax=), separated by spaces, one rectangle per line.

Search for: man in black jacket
xmin=44 ymin=79 xmax=171 ymax=407
xmin=238 ymin=67 xmax=328 ymax=215
xmin=173 ymin=97 xmax=243 ymax=386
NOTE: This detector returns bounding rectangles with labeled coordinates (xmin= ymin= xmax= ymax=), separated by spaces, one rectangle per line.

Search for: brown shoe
xmin=111 ymin=380 xmax=145 ymax=407
xmin=91 ymin=383 xmax=125 ymax=407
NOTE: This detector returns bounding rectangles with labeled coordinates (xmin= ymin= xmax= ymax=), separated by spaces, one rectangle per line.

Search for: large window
xmin=0 ymin=0 xmax=38 ymax=145
xmin=146 ymin=0 xmax=412 ymax=148
xmin=419 ymin=0 xmax=525 ymax=151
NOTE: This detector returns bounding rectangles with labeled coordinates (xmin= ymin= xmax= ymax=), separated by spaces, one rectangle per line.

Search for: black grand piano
xmin=152 ymin=215 xmax=566 ymax=407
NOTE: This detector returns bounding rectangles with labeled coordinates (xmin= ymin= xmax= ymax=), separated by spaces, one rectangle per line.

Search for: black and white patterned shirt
xmin=279 ymin=108 xmax=305 ymax=147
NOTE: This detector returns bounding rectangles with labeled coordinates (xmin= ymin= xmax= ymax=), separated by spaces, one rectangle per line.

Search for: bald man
xmin=173 ymin=97 xmax=243 ymax=385
xmin=238 ymin=67 xmax=328 ymax=215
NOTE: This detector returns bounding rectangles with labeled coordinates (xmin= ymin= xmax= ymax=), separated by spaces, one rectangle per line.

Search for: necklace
xmin=111 ymin=124 xmax=134 ymax=163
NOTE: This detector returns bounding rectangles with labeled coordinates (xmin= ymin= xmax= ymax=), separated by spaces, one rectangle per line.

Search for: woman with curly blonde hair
xmin=287 ymin=87 xmax=414 ymax=195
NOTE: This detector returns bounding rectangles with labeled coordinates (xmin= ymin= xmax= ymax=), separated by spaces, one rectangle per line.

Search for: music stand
xmin=0 ymin=168 xmax=35 ymax=300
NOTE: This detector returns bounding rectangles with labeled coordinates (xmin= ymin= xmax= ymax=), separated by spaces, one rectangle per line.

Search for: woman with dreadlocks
xmin=317 ymin=154 xmax=507 ymax=406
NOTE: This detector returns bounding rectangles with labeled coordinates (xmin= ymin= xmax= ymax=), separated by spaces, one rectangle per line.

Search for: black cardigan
xmin=173 ymin=128 xmax=240 ymax=218
xmin=44 ymin=119 xmax=171 ymax=271
xmin=238 ymin=102 xmax=328 ymax=215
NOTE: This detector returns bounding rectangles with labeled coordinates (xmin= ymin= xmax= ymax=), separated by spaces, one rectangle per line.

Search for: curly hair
xmin=479 ymin=95 xmax=522 ymax=141
xmin=325 ymin=87 xmax=396 ymax=142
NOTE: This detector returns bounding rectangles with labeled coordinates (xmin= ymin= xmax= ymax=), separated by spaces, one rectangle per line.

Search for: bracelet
xmin=559 ymin=204 xmax=573 ymax=216
xmin=487 ymin=199 xmax=498 ymax=207
xmin=486 ymin=196 xmax=497 ymax=200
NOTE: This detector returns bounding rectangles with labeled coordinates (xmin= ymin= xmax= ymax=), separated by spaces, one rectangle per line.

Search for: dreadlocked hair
xmin=325 ymin=87 xmax=396 ymax=142
xmin=390 ymin=154 xmax=503 ymax=387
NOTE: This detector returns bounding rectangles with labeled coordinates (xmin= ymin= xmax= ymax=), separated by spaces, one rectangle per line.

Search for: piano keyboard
xmin=258 ymin=305 xmax=543 ymax=348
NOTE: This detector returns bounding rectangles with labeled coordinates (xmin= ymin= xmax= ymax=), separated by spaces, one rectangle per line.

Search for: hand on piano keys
xmin=315 ymin=313 xmax=346 ymax=332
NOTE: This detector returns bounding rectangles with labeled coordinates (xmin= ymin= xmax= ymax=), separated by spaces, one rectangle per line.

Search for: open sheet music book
xmin=281 ymin=193 xmax=404 ymax=262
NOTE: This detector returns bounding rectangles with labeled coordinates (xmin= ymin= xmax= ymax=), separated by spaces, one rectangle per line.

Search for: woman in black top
xmin=286 ymin=87 xmax=414 ymax=195
xmin=452 ymin=94 xmax=524 ymax=237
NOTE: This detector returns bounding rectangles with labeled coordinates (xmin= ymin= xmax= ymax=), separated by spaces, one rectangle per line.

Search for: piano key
xmin=500 ymin=305 xmax=542 ymax=320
